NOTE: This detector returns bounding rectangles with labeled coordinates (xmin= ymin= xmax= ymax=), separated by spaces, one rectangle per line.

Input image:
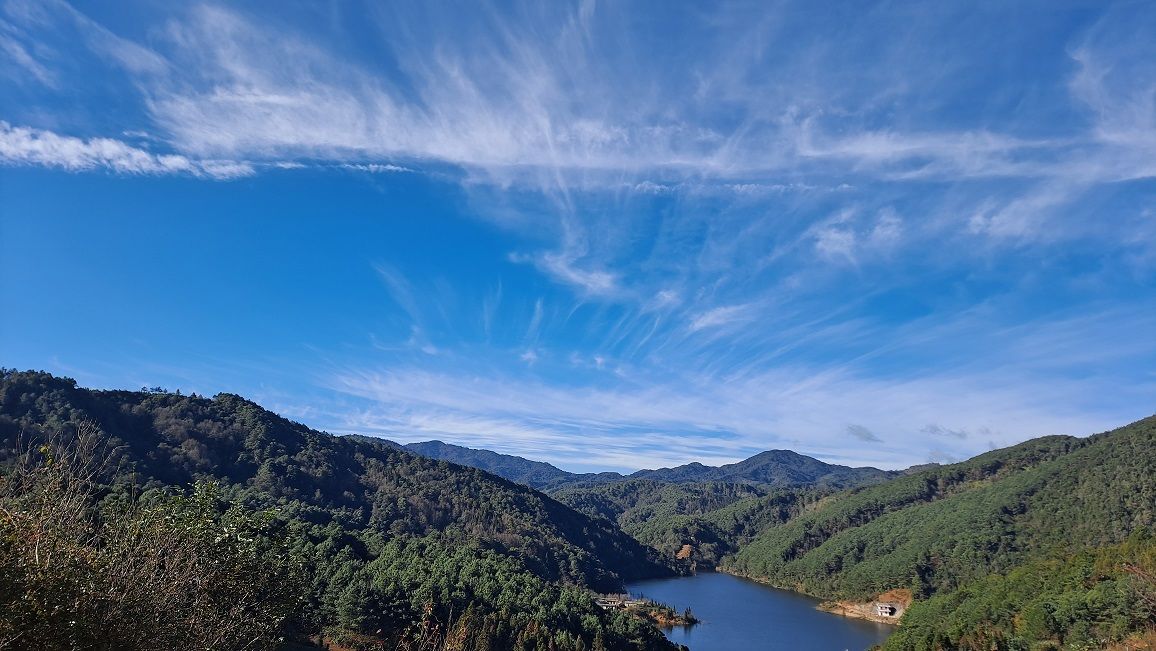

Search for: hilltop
xmin=720 ymin=417 xmax=1156 ymax=649
xmin=4 ymin=368 xmax=1153 ymax=650
xmin=0 ymin=370 xmax=679 ymax=651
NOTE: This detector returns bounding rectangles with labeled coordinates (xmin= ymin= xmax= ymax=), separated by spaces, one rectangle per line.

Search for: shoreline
xmin=816 ymin=600 xmax=902 ymax=625
xmin=716 ymin=567 xmax=904 ymax=625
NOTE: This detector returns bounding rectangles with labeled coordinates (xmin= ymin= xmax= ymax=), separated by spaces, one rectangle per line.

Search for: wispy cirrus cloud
xmin=319 ymin=301 xmax=1156 ymax=471
xmin=525 ymin=250 xmax=620 ymax=297
xmin=339 ymin=163 xmax=414 ymax=174
xmin=688 ymin=304 xmax=756 ymax=332
xmin=0 ymin=33 xmax=56 ymax=87
xmin=3 ymin=0 xmax=1155 ymax=473
xmin=4 ymin=2 xmax=1154 ymax=205
xmin=0 ymin=121 xmax=253 ymax=179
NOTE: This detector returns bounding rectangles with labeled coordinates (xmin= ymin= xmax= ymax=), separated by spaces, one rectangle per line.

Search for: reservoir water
xmin=627 ymin=572 xmax=894 ymax=651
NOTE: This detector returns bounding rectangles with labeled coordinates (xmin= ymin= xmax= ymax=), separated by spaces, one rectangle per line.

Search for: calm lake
xmin=627 ymin=572 xmax=894 ymax=651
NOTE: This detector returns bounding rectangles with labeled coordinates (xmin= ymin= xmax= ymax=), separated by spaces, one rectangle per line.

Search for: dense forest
xmin=720 ymin=419 xmax=1156 ymax=649
xmin=621 ymin=488 xmax=827 ymax=568
xmin=887 ymin=532 xmax=1156 ymax=650
xmin=550 ymin=417 xmax=1156 ymax=648
xmin=0 ymin=370 xmax=680 ymax=651
xmin=725 ymin=423 xmax=1155 ymax=599
xmin=553 ymin=479 xmax=768 ymax=531
xmin=623 ymin=450 xmax=896 ymax=488
xmin=552 ymin=480 xmax=825 ymax=567
xmin=4 ymin=369 xmax=1155 ymax=650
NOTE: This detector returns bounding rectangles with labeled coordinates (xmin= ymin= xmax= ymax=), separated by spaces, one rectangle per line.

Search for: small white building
xmin=595 ymin=594 xmax=629 ymax=609
xmin=875 ymin=603 xmax=899 ymax=617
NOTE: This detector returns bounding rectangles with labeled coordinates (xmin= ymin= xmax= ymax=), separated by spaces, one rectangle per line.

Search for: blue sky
xmin=1 ymin=0 xmax=1154 ymax=472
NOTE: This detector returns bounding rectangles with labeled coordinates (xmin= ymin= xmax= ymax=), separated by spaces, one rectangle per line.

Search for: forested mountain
xmin=553 ymin=416 xmax=1156 ymax=648
xmin=627 ymin=488 xmax=829 ymax=569
xmin=5 ymin=368 xmax=1153 ymax=650
xmin=401 ymin=440 xmax=620 ymax=491
xmin=399 ymin=437 xmax=896 ymax=492
xmin=542 ymin=452 xmax=897 ymax=571
xmin=629 ymin=450 xmax=897 ymax=489
xmin=552 ymin=480 xmax=838 ymax=570
xmin=887 ymin=532 xmax=1156 ymax=650
xmin=721 ymin=417 xmax=1156 ymax=649
xmin=0 ymin=370 xmax=679 ymax=651
xmin=554 ymin=479 xmax=768 ymax=528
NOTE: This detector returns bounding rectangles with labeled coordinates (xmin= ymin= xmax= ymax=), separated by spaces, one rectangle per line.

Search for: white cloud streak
xmin=4 ymin=1 xmax=1155 ymax=472
xmin=688 ymin=304 xmax=756 ymax=332
xmin=328 ymin=357 xmax=1149 ymax=472
xmin=318 ymin=300 xmax=1156 ymax=472
xmin=0 ymin=121 xmax=253 ymax=179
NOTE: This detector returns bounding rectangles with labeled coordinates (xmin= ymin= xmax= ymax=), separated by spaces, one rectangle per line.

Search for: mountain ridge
xmin=628 ymin=448 xmax=897 ymax=488
xmin=375 ymin=436 xmax=899 ymax=492
xmin=7 ymin=369 xmax=1153 ymax=650
xmin=0 ymin=369 xmax=682 ymax=650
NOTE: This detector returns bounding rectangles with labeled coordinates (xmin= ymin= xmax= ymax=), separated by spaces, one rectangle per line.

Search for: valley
xmin=2 ymin=369 xmax=1154 ymax=649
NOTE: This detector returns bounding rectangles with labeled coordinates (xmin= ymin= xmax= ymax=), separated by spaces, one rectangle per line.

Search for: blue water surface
xmin=628 ymin=572 xmax=894 ymax=651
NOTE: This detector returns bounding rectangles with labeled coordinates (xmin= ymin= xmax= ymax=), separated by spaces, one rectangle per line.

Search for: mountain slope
xmin=885 ymin=532 xmax=1156 ymax=650
xmin=0 ymin=370 xmax=680 ymax=650
xmin=726 ymin=417 xmax=1156 ymax=604
xmin=554 ymin=479 xmax=823 ymax=569
xmin=0 ymin=370 xmax=670 ymax=591
xmin=402 ymin=440 xmax=621 ymax=490
xmin=626 ymin=488 xmax=827 ymax=568
xmin=631 ymin=450 xmax=897 ymax=488
xmin=553 ymin=479 xmax=767 ymax=533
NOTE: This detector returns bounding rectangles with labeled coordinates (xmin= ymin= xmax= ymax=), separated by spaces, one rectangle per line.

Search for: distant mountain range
xmin=7 ymin=370 xmax=1153 ymax=650
xmin=384 ymin=438 xmax=900 ymax=492
xmin=627 ymin=449 xmax=898 ymax=488
xmin=399 ymin=440 xmax=621 ymax=490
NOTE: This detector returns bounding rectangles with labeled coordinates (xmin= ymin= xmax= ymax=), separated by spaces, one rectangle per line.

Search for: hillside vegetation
xmin=0 ymin=431 xmax=300 ymax=651
xmin=886 ymin=531 xmax=1156 ymax=650
xmin=554 ymin=480 xmax=827 ymax=568
xmin=553 ymin=479 xmax=767 ymax=531
xmin=726 ymin=422 xmax=1156 ymax=599
xmin=627 ymin=450 xmax=896 ymax=489
xmin=0 ymin=370 xmax=679 ymax=651
xmin=5 ymin=368 xmax=1154 ymax=650
xmin=716 ymin=417 xmax=1156 ymax=649
xmin=628 ymin=488 xmax=828 ymax=568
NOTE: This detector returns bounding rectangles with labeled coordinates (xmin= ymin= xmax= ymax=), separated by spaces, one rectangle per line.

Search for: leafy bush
xmin=0 ymin=424 xmax=301 ymax=650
